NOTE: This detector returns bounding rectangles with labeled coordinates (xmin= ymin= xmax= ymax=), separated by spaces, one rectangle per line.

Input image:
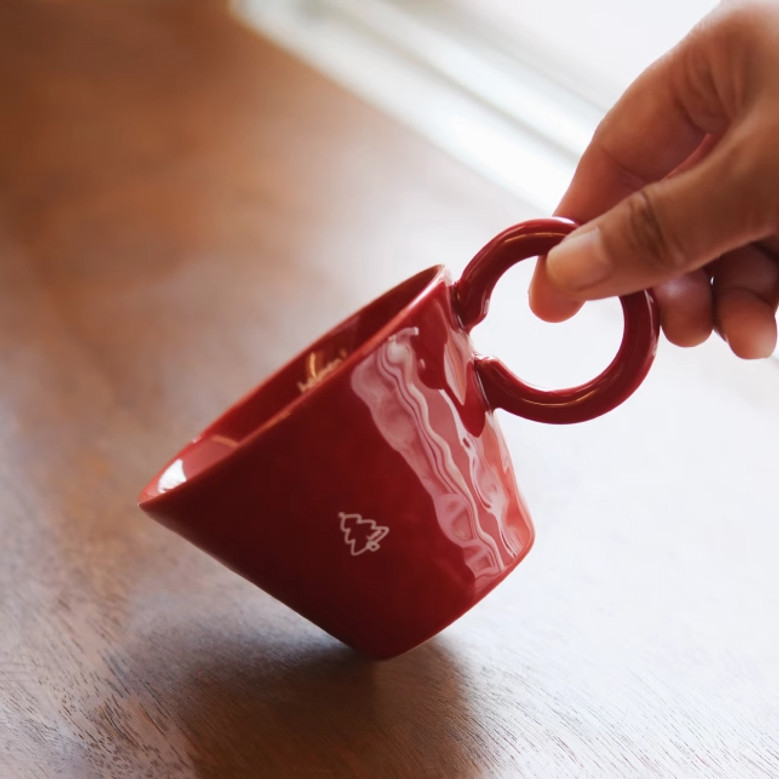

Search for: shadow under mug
xmin=139 ymin=217 xmax=659 ymax=659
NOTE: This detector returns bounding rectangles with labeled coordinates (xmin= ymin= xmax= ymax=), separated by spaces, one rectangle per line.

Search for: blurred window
xmin=236 ymin=0 xmax=716 ymax=209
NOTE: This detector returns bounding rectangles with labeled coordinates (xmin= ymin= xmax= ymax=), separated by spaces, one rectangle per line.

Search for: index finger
xmin=555 ymin=11 xmax=729 ymax=223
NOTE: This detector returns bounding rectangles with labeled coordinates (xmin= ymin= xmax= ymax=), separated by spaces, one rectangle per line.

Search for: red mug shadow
xmin=120 ymin=626 xmax=476 ymax=777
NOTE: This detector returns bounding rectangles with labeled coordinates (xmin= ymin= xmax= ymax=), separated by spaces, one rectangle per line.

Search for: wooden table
xmin=2 ymin=2 xmax=778 ymax=776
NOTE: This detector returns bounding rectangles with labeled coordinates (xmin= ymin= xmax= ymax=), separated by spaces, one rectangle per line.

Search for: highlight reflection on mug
xmin=351 ymin=327 xmax=521 ymax=582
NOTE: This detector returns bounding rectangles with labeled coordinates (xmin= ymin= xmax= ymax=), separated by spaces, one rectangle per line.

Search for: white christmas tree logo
xmin=338 ymin=512 xmax=389 ymax=556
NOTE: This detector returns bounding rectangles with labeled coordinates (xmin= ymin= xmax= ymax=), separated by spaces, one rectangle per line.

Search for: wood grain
xmin=1 ymin=2 xmax=778 ymax=777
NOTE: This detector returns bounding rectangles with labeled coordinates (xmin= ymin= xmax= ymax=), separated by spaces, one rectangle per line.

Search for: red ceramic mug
xmin=139 ymin=218 xmax=659 ymax=659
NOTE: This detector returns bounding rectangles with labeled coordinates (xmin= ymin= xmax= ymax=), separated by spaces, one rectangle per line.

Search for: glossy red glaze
xmin=138 ymin=218 xmax=659 ymax=658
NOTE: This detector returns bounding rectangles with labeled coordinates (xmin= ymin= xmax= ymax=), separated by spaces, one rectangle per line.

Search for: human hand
xmin=529 ymin=0 xmax=779 ymax=358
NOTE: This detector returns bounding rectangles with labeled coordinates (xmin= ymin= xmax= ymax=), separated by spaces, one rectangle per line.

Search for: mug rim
xmin=139 ymin=264 xmax=449 ymax=506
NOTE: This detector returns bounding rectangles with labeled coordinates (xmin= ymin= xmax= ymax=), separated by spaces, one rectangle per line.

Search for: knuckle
xmin=739 ymin=135 xmax=779 ymax=233
xmin=616 ymin=189 xmax=687 ymax=275
xmin=714 ymin=124 xmax=779 ymax=236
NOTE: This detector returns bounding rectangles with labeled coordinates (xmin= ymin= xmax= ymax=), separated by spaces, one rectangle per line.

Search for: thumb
xmin=545 ymin=127 xmax=777 ymax=300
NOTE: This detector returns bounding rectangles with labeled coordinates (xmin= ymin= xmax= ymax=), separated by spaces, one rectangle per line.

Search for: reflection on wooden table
xmin=1 ymin=1 xmax=778 ymax=777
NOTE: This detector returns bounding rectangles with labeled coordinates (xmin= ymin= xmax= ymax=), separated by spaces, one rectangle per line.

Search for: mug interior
xmin=140 ymin=265 xmax=443 ymax=502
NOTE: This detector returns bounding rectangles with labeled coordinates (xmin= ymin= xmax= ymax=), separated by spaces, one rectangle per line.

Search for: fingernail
xmin=546 ymin=227 xmax=612 ymax=291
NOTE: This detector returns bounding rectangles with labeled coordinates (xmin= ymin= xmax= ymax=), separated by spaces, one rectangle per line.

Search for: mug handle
xmin=452 ymin=217 xmax=659 ymax=424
